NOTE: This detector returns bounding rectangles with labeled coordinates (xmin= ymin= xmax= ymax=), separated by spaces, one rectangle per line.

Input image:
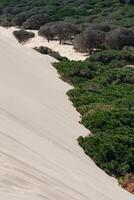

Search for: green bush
xmin=89 ymin=50 xmax=134 ymax=64
xmin=105 ymin=28 xmax=134 ymax=50
xmin=54 ymin=60 xmax=104 ymax=84
xmin=13 ymin=29 xmax=35 ymax=43
xmin=78 ymin=133 xmax=134 ymax=177
xmin=34 ymin=46 xmax=68 ymax=61
xmin=23 ymin=14 xmax=51 ymax=30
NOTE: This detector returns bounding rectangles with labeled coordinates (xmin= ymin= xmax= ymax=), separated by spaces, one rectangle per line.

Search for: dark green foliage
xmin=120 ymin=0 xmax=134 ymax=4
xmin=89 ymin=50 xmax=134 ymax=64
xmin=54 ymin=60 xmax=104 ymax=84
xmin=13 ymin=13 xmax=29 ymax=26
xmin=13 ymin=29 xmax=35 ymax=43
xmin=23 ymin=14 xmax=51 ymax=29
xmin=54 ymin=50 xmax=134 ymax=178
xmin=0 ymin=0 xmax=134 ymax=30
xmin=106 ymin=28 xmax=134 ymax=50
xmin=82 ymin=110 xmax=134 ymax=134
xmin=78 ymin=133 xmax=134 ymax=177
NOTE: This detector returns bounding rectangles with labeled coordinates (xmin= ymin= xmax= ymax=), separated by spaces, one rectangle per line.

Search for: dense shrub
xmin=120 ymin=0 xmax=134 ymax=4
xmin=13 ymin=29 xmax=35 ymax=43
xmin=23 ymin=14 xmax=51 ymax=30
xmin=89 ymin=50 xmax=134 ymax=64
xmin=38 ymin=22 xmax=55 ymax=42
xmin=53 ymin=49 xmax=134 ymax=182
xmin=54 ymin=60 xmax=104 ymax=83
xmin=13 ymin=13 xmax=29 ymax=26
xmin=78 ymin=132 xmax=134 ymax=177
xmin=106 ymin=28 xmax=134 ymax=50
xmin=0 ymin=0 xmax=134 ymax=30
xmin=86 ymin=23 xmax=115 ymax=32
xmin=39 ymin=21 xmax=79 ymax=44
xmin=82 ymin=110 xmax=134 ymax=133
xmin=73 ymin=28 xmax=105 ymax=54
xmin=52 ymin=21 xmax=79 ymax=44
xmin=0 ymin=19 xmax=12 ymax=27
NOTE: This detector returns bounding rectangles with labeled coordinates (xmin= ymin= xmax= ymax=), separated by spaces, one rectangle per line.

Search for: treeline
xmin=0 ymin=0 xmax=134 ymax=29
xmin=13 ymin=22 xmax=134 ymax=55
xmin=38 ymin=22 xmax=134 ymax=54
xmin=38 ymin=21 xmax=81 ymax=44
xmin=1 ymin=0 xmax=134 ymax=54
xmin=53 ymin=50 xmax=134 ymax=193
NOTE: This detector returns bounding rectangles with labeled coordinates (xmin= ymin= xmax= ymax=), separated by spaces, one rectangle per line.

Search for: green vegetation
xmin=54 ymin=50 xmax=134 ymax=179
xmin=1 ymin=1 xmax=134 ymax=55
xmin=13 ymin=29 xmax=35 ymax=43
xmin=38 ymin=22 xmax=79 ymax=44
xmin=38 ymin=23 xmax=134 ymax=54
xmin=0 ymin=0 xmax=134 ymax=30
xmin=34 ymin=46 xmax=68 ymax=61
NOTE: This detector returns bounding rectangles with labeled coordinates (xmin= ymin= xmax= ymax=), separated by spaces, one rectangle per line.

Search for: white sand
xmin=1 ymin=27 xmax=88 ymax=61
xmin=0 ymin=26 xmax=133 ymax=200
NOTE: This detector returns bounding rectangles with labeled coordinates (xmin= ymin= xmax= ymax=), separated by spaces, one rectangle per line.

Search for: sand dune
xmin=0 ymin=27 xmax=133 ymax=200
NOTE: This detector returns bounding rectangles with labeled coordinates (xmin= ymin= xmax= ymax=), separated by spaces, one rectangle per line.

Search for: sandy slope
xmin=0 ymin=27 xmax=133 ymax=200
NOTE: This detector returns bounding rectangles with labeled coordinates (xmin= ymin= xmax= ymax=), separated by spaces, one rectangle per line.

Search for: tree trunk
xmin=59 ymin=39 xmax=62 ymax=44
xmin=88 ymin=48 xmax=93 ymax=55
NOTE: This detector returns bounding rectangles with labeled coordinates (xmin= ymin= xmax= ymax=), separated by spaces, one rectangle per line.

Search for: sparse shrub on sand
xmin=13 ymin=29 xmax=35 ymax=43
xmin=34 ymin=46 xmax=68 ymax=61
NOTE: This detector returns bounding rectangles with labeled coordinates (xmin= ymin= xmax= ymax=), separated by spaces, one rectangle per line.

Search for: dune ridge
xmin=0 ymin=27 xmax=133 ymax=200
